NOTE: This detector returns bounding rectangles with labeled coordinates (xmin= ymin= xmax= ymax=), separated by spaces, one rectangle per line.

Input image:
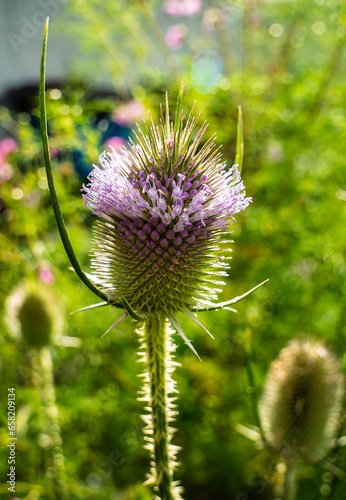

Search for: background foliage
xmin=0 ymin=0 xmax=346 ymax=498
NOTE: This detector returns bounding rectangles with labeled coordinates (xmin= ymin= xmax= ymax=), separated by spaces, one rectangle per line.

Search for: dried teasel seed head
xmin=258 ymin=339 xmax=344 ymax=462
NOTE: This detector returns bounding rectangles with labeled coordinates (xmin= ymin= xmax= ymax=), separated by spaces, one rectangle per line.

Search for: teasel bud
xmin=258 ymin=340 xmax=344 ymax=463
xmin=5 ymin=280 xmax=63 ymax=349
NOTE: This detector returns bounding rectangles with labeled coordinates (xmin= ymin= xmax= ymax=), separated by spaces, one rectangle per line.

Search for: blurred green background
xmin=0 ymin=0 xmax=345 ymax=498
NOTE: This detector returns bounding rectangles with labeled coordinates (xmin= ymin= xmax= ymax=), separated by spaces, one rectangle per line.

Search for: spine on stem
xmin=138 ymin=315 xmax=182 ymax=500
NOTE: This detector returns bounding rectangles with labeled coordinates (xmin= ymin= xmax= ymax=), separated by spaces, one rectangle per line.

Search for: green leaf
xmin=234 ymin=106 xmax=244 ymax=173
xmin=39 ymin=18 xmax=110 ymax=304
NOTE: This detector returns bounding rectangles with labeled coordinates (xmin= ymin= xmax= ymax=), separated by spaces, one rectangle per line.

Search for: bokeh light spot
xmin=312 ymin=21 xmax=326 ymax=35
xmin=12 ymin=187 xmax=23 ymax=200
xmin=191 ymin=50 xmax=223 ymax=94
xmin=49 ymin=88 xmax=62 ymax=100
xmin=269 ymin=23 xmax=284 ymax=37
xmin=60 ymin=104 xmax=70 ymax=115
xmin=219 ymin=77 xmax=231 ymax=91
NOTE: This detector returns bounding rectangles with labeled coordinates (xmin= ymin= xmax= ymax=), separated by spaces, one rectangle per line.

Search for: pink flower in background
xmin=38 ymin=265 xmax=55 ymax=285
xmin=49 ymin=146 xmax=60 ymax=159
xmin=163 ymin=0 xmax=202 ymax=17
xmin=0 ymin=162 xmax=14 ymax=183
xmin=165 ymin=24 xmax=188 ymax=49
xmin=0 ymin=137 xmax=18 ymax=166
xmin=0 ymin=137 xmax=18 ymax=156
xmin=0 ymin=137 xmax=17 ymax=183
xmin=112 ymin=100 xmax=145 ymax=127
xmin=104 ymin=136 xmax=127 ymax=153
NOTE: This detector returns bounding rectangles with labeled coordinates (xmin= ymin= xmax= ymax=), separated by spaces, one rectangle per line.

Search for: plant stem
xmin=243 ymin=328 xmax=265 ymax=442
xmin=283 ymin=460 xmax=297 ymax=500
xmin=138 ymin=315 xmax=182 ymax=500
xmin=39 ymin=346 xmax=67 ymax=499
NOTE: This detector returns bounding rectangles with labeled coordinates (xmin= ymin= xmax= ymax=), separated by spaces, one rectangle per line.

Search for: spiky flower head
xmin=259 ymin=340 xmax=344 ymax=463
xmin=82 ymin=88 xmax=251 ymax=320
xmin=5 ymin=280 xmax=63 ymax=349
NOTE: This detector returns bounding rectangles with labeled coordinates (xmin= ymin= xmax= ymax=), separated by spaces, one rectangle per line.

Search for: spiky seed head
xmin=5 ymin=280 xmax=63 ymax=348
xmin=82 ymin=88 xmax=251 ymax=316
xmin=258 ymin=340 xmax=344 ymax=462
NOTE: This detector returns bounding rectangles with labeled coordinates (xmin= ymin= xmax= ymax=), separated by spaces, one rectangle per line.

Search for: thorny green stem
xmin=39 ymin=347 xmax=67 ymax=499
xmin=139 ymin=316 xmax=182 ymax=500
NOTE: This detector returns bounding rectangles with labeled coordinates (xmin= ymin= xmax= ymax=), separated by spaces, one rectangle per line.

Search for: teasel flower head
xmin=5 ymin=280 xmax=63 ymax=349
xmin=258 ymin=340 xmax=345 ymax=463
xmin=82 ymin=87 xmax=251 ymax=332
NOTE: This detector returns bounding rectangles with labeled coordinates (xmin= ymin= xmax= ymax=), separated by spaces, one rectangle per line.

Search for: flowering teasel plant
xmin=40 ymin=20 xmax=266 ymax=499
